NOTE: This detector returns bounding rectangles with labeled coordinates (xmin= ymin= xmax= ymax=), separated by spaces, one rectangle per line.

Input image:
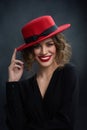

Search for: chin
xmin=39 ymin=61 xmax=56 ymax=68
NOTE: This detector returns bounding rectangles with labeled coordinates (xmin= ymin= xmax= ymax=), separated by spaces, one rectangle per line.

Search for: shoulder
xmin=62 ymin=63 xmax=78 ymax=76
xmin=61 ymin=63 xmax=79 ymax=86
xmin=20 ymin=75 xmax=35 ymax=85
xmin=63 ymin=63 xmax=77 ymax=71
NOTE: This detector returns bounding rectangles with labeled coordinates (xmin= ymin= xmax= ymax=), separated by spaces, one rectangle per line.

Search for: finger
xmin=15 ymin=59 xmax=24 ymax=65
xmin=11 ymin=48 xmax=17 ymax=62
xmin=14 ymin=64 xmax=24 ymax=69
xmin=9 ymin=61 xmax=24 ymax=70
xmin=9 ymin=59 xmax=24 ymax=70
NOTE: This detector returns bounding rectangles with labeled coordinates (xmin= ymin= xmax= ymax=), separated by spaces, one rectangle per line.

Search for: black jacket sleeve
xmin=6 ymin=82 xmax=27 ymax=130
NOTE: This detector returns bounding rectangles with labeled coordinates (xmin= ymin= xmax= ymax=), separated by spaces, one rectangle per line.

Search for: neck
xmin=37 ymin=62 xmax=59 ymax=78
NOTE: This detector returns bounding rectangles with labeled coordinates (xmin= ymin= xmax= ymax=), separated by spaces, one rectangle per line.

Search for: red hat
xmin=17 ymin=15 xmax=71 ymax=51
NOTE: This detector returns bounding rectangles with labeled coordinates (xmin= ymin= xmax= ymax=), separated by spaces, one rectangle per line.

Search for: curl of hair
xmin=21 ymin=46 xmax=35 ymax=70
xmin=52 ymin=33 xmax=72 ymax=67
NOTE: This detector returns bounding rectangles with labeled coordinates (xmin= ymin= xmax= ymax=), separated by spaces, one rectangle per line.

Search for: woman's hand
xmin=8 ymin=48 xmax=24 ymax=82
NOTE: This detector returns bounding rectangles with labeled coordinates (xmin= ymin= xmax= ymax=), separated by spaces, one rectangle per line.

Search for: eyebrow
xmin=46 ymin=40 xmax=54 ymax=43
xmin=37 ymin=39 xmax=54 ymax=45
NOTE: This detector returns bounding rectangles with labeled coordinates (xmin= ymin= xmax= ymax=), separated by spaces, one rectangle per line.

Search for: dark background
xmin=0 ymin=0 xmax=87 ymax=130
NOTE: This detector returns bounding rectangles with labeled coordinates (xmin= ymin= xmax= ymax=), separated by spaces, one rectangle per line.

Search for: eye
xmin=33 ymin=44 xmax=41 ymax=49
xmin=46 ymin=42 xmax=55 ymax=47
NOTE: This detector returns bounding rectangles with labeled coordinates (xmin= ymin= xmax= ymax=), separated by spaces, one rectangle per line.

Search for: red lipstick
xmin=38 ymin=55 xmax=52 ymax=62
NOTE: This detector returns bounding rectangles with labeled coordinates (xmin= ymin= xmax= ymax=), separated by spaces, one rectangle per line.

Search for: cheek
xmin=33 ymin=49 xmax=41 ymax=61
xmin=50 ymin=47 xmax=57 ymax=55
xmin=33 ymin=49 xmax=40 ymax=56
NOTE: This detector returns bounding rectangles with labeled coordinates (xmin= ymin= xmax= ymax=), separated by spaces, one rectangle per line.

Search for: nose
xmin=41 ymin=46 xmax=47 ymax=55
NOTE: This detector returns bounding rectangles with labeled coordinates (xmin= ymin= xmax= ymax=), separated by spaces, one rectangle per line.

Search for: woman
xmin=6 ymin=15 xmax=79 ymax=130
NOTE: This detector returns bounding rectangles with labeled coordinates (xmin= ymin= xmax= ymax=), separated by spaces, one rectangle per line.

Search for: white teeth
xmin=40 ymin=56 xmax=51 ymax=60
xmin=41 ymin=57 xmax=50 ymax=60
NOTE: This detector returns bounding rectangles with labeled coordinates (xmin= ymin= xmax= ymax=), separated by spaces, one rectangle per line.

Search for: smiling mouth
xmin=38 ymin=55 xmax=52 ymax=62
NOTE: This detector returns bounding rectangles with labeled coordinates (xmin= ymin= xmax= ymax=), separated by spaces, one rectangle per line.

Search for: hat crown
xmin=22 ymin=15 xmax=55 ymax=38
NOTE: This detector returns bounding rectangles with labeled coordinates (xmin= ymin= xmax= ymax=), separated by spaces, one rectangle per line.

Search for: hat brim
xmin=17 ymin=24 xmax=71 ymax=51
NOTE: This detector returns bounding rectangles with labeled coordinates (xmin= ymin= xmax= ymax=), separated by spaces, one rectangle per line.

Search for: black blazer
xmin=6 ymin=63 xmax=79 ymax=130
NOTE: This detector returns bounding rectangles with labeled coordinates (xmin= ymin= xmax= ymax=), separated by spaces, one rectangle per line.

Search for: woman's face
xmin=33 ymin=38 xmax=57 ymax=68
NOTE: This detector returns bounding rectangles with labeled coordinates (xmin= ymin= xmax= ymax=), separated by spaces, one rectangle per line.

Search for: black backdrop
xmin=0 ymin=0 xmax=87 ymax=130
